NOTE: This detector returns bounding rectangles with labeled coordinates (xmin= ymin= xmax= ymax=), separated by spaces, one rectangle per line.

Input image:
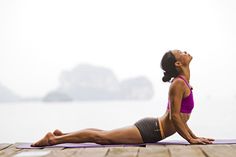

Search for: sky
xmin=0 ymin=0 xmax=236 ymax=101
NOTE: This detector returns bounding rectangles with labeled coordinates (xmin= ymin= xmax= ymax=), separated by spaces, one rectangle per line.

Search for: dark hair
xmin=160 ymin=51 xmax=179 ymax=82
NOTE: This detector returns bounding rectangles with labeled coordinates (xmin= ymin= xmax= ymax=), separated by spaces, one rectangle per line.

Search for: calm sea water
xmin=0 ymin=100 xmax=235 ymax=143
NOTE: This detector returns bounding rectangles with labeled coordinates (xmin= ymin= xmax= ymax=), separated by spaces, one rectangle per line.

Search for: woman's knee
xmin=92 ymin=131 xmax=112 ymax=144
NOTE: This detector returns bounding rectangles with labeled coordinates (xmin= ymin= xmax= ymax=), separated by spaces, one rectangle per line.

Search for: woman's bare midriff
xmin=158 ymin=110 xmax=191 ymax=139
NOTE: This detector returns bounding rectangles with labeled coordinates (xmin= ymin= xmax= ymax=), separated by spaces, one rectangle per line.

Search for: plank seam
xmin=167 ymin=146 xmax=171 ymax=157
xmin=0 ymin=144 xmax=12 ymax=151
xmin=199 ymin=147 xmax=210 ymax=157
xmin=135 ymin=147 xmax=140 ymax=157
xmin=104 ymin=148 xmax=110 ymax=157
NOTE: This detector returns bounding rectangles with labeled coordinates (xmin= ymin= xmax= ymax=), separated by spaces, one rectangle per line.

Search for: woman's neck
xmin=179 ymin=68 xmax=190 ymax=82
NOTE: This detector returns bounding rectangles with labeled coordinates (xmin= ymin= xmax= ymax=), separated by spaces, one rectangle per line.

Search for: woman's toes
xmin=31 ymin=132 xmax=56 ymax=147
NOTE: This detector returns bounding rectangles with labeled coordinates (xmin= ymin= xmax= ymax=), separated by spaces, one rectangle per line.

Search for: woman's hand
xmin=197 ymin=137 xmax=215 ymax=142
xmin=189 ymin=137 xmax=214 ymax=144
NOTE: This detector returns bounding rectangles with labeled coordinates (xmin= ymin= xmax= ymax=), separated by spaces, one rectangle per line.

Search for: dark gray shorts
xmin=134 ymin=117 xmax=162 ymax=143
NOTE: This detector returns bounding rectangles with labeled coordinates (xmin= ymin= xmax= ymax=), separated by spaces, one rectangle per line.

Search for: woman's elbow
xmin=170 ymin=113 xmax=180 ymax=122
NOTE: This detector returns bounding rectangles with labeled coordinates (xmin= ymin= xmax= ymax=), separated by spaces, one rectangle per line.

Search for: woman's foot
xmin=31 ymin=132 xmax=57 ymax=147
xmin=53 ymin=129 xmax=64 ymax=136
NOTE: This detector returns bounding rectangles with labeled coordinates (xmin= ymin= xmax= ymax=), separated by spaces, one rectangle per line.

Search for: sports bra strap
xmin=177 ymin=75 xmax=192 ymax=90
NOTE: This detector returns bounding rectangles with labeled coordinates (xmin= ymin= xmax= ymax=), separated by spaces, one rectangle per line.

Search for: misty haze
xmin=0 ymin=64 xmax=154 ymax=102
xmin=0 ymin=0 xmax=236 ymax=144
xmin=44 ymin=64 xmax=154 ymax=101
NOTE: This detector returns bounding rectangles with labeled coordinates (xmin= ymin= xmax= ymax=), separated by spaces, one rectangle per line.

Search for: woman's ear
xmin=175 ymin=61 xmax=182 ymax=67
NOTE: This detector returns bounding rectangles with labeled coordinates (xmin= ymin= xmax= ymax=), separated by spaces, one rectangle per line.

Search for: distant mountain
xmin=120 ymin=77 xmax=153 ymax=100
xmin=43 ymin=64 xmax=154 ymax=101
xmin=0 ymin=83 xmax=20 ymax=102
xmin=43 ymin=91 xmax=72 ymax=102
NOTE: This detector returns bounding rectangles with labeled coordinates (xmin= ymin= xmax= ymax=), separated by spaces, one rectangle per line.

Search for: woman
xmin=32 ymin=50 xmax=214 ymax=147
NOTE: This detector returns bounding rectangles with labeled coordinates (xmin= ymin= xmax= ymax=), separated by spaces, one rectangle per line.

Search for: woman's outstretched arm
xmin=169 ymin=79 xmax=194 ymax=142
xmin=185 ymin=123 xmax=197 ymax=138
xmin=186 ymin=122 xmax=215 ymax=142
xmin=169 ymin=79 xmax=213 ymax=144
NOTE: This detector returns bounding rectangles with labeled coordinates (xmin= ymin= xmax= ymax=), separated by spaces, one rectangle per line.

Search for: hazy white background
xmin=0 ymin=0 xmax=236 ymax=143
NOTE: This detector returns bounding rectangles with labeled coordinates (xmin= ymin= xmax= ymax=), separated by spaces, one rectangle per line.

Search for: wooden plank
xmin=230 ymin=144 xmax=236 ymax=149
xmin=145 ymin=144 xmax=166 ymax=148
xmin=167 ymin=145 xmax=205 ymax=157
xmin=2 ymin=143 xmax=236 ymax=157
xmin=14 ymin=149 xmax=53 ymax=157
xmin=42 ymin=147 xmax=64 ymax=157
xmin=0 ymin=145 xmax=21 ymax=157
xmin=229 ymin=144 xmax=236 ymax=155
xmin=199 ymin=145 xmax=236 ymax=157
xmin=14 ymin=143 xmax=44 ymax=151
xmin=106 ymin=147 xmax=139 ymax=157
xmin=63 ymin=148 xmax=85 ymax=156
xmin=12 ymin=144 xmax=59 ymax=157
xmin=138 ymin=146 xmax=170 ymax=157
xmin=75 ymin=147 xmax=109 ymax=157
xmin=0 ymin=144 xmax=11 ymax=151
xmin=60 ymin=148 xmax=84 ymax=157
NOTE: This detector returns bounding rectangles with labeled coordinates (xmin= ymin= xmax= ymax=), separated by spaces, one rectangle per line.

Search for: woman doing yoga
xmin=32 ymin=50 xmax=214 ymax=147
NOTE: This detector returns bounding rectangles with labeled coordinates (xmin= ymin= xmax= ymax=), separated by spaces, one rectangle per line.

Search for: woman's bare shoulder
xmin=169 ymin=78 xmax=185 ymax=92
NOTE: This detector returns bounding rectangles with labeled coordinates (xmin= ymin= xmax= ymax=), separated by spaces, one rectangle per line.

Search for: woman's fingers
xmin=199 ymin=141 xmax=206 ymax=145
xmin=207 ymin=138 xmax=215 ymax=141
xmin=203 ymin=137 xmax=215 ymax=142
xmin=199 ymin=137 xmax=215 ymax=142
xmin=202 ymin=138 xmax=213 ymax=144
xmin=191 ymin=138 xmax=209 ymax=145
xmin=190 ymin=138 xmax=214 ymax=145
xmin=198 ymin=138 xmax=213 ymax=144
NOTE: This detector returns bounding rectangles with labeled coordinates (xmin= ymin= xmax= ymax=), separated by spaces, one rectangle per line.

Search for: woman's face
xmin=172 ymin=49 xmax=192 ymax=66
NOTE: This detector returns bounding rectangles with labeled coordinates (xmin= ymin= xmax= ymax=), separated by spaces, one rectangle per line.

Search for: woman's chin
xmin=189 ymin=56 xmax=193 ymax=61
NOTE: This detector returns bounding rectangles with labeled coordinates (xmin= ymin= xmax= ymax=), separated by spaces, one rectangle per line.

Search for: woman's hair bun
xmin=160 ymin=51 xmax=179 ymax=83
xmin=162 ymin=71 xmax=172 ymax=82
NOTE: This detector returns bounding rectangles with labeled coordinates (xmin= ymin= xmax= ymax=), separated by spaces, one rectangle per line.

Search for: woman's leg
xmin=53 ymin=128 xmax=104 ymax=136
xmin=31 ymin=125 xmax=143 ymax=147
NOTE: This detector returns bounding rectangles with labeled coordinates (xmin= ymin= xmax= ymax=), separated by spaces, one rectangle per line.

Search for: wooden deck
xmin=1 ymin=143 xmax=236 ymax=157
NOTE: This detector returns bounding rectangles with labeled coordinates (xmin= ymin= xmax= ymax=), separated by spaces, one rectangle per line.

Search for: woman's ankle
xmin=48 ymin=135 xmax=58 ymax=145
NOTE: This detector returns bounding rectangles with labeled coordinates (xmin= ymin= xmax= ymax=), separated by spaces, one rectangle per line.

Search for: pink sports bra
xmin=167 ymin=75 xmax=194 ymax=114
